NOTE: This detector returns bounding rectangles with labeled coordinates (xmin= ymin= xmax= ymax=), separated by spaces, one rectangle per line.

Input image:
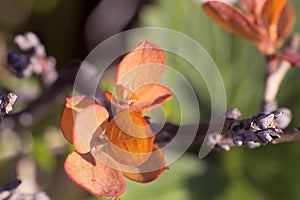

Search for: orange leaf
xmin=60 ymin=96 xmax=98 ymax=144
xmin=239 ymin=0 xmax=268 ymax=26
xmin=60 ymin=103 xmax=75 ymax=144
xmin=122 ymin=145 xmax=169 ymax=183
xmin=73 ymin=104 xmax=108 ymax=154
xmin=105 ymin=111 xmax=154 ymax=166
xmin=105 ymin=91 xmax=119 ymax=107
xmin=202 ymin=1 xmax=264 ymax=42
xmin=262 ymin=0 xmax=287 ymax=40
xmin=116 ymin=40 xmax=166 ymax=93
xmin=253 ymin=0 xmax=267 ymax=19
xmin=129 ymin=83 xmax=173 ymax=112
xmin=60 ymin=96 xmax=108 ymax=154
xmin=64 ymin=152 xmax=126 ymax=197
xmin=115 ymin=84 xmax=138 ymax=105
xmin=276 ymin=2 xmax=295 ymax=47
xmin=239 ymin=0 xmax=254 ymax=14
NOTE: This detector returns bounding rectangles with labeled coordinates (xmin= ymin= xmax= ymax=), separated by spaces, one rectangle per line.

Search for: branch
xmin=155 ymin=107 xmax=297 ymax=151
xmin=5 ymin=33 xmax=300 ymax=152
xmin=272 ymin=128 xmax=300 ymax=144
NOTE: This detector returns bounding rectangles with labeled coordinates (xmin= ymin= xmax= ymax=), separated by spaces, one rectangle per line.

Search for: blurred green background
xmin=1 ymin=0 xmax=300 ymax=199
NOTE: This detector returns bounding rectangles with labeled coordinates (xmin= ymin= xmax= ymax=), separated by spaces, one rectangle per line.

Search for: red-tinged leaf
xmin=115 ymin=84 xmax=125 ymax=103
xmin=115 ymin=84 xmax=138 ymax=104
xmin=73 ymin=104 xmax=108 ymax=154
xmin=239 ymin=0 xmax=268 ymax=26
xmin=239 ymin=0 xmax=268 ymax=29
xmin=262 ymin=0 xmax=287 ymax=40
xmin=60 ymin=96 xmax=98 ymax=144
xmin=276 ymin=2 xmax=295 ymax=47
xmin=105 ymin=111 xmax=154 ymax=166
xmin=116 ymin=40 xmax=166 ymax=93
xmin=64 ymin=152 xmax=126 ymax=197
xmin=105 ymin=91 xmax=119 ymax=107
xmin=276 ymin=53 xmax=300 ymax=67
xmin=253 ymin=0 xmax=267 ymax=18
xmin=239 ymin=0 xmax=254 ymax=14
xmin=202 ymin=1 xmax=264 ymax=42
xmin=91 ymin=145 xmax=168 ymax=183
xmin=66 ymin=96 xmax=98 ymax=111
xmin=122 ymin=145 xmax=169 ymax=183
xmin=60 ymin=104 xmax=75 ymax=143
xmin=129 ymin=83 xmax=173 ymax=112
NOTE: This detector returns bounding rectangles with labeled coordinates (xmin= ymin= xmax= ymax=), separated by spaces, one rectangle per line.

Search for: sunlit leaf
xmin=60 ymin=96 xmax=108 ymax=154
xmin=60 ymin=103 xmax=75 ymax=143
xmin=64 ymin=152 xmax=126 ymax=197
xmin=262 ymin=0 xmax=287 ymax=40
xmin=116 ymin=84 xmax=125 ymax=103
xmin=239 ymin=0 xmax=267 ymax=23
xmin=115 ymin=84 xmax=138 ymax=105
xmin=91 ymin=145 xmax=168 ymax=183
xmin=239 ymin=0 xmax=254 ymax=14
xmin=202 ymin=1 xmax=264 ymax=42
xmin=66 ymin=96 xmax=97 ymax=111
xmin=276 ymin=2 xmax=295 ymax=47
xmin=60 ymin=96 xmax=98 ymax=144
xmin=73 ymin=104 xmax=108 ymax=154
xmin=129 ymin=83 xmax=173 ymax=112
xmin=252 ymin=0 xmax=267 ymax=19
xmin=105 ymin=111 xmax=154 ymax=166
xmin=105 ymin=91 xmax=119 ymax=107
xmin=116 ymin=40 xmax=166 ymax=93
xmin=122 ymin=145 xmax=169 ymax=183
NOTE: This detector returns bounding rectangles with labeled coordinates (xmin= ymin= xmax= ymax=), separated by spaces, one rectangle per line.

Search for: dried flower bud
xmin=14 ymin=32 xmax=41 ymax=53
xmin=7 ymin=51 xmax=30 ymax=77
xmin=273 ymin=107 xmax=292 ymax=129
xmin=226 ymin=108 xmax=241 ymax=119
xmin=256 ymin=129 xmax=281 ymax=144
xmin=8 ymin=32 xmax=59 ymax=87
xmin=251 ymin=113 xmax=276 ymax=130
xmin=233 ymin=134 xmax=243 ymax=146
xmin=0 ymin=93 xmax=18 ymax=122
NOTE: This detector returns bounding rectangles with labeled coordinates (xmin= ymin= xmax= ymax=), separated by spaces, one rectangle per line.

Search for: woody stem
xmin=261 ymin=35 xmax=300 ymax=113
xmin=262 ymin=58 xmax=291 ymax=113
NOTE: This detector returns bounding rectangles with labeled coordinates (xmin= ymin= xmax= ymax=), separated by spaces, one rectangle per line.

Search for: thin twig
xmin=272 ymin=128 xmax=300 ymax=144
xmin=262 ymin=34 xmax=300 ymax=113
xmin=262 ymin=59 xmax=290 ymax=111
